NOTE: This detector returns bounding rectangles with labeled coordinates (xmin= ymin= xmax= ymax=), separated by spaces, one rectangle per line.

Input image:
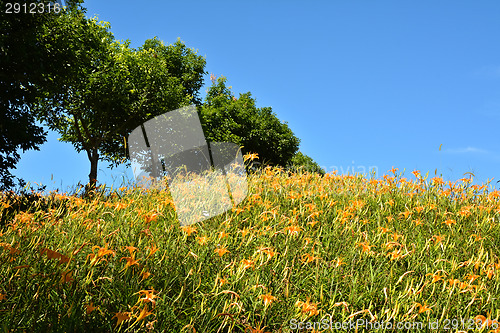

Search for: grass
xmin=0 ymin=166 xmax=500 ymax=332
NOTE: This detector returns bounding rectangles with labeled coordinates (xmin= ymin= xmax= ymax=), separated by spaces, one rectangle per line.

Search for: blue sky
xmin=14 ymin=1 xmax=500 ymax=193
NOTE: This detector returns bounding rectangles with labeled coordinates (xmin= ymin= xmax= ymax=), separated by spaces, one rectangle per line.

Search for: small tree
xmin=200 ymin=76 xmax=301 ymax=169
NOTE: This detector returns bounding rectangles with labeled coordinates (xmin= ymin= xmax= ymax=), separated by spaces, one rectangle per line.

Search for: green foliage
xmin=1 ymin=170 xmax=499 ymax=331
xmin=200 ymin=76 xmax=300 ymax=168
xmin=0 ymin=0 xmax=83 ymax=189
xmin=287 ymin=151 xmax=325 ymax=175
xmin=32 ymin=9 xmax=206 ymax=189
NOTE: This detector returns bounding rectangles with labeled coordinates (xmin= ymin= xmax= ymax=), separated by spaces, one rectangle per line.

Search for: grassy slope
xmin=0 ymin=168 xmax=499 ymax=332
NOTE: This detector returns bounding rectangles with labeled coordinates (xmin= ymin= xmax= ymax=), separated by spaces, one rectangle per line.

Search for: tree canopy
xmin=1 ymin=0 xmax=322 ymax=192
xmin=32 ymin=8 xmax=206 ymax=190
xmin=0 ymin=0 xmax=83 ymax=189
xmin=199 ymin=76 xmax=300 ymax=169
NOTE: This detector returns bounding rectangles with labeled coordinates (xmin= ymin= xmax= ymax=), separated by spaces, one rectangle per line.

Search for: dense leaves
xmin=200 ymin=76 xmax=300 ymax=169
xmin=32 ymin=10 xmax=206 ymax=190
xmin=0 ymin=0 xmax=83 ymax=189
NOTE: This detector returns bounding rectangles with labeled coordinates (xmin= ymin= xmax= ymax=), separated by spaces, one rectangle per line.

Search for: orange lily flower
xmin=113 ymin=311 xmax=132 ymax=327
xmin=259 ymin=293 xmax=277 ymax=307
xmin=214 ymin=246 xmax=229 ymax=257
xmin=180 ymin=225 xmax=197 ymax=236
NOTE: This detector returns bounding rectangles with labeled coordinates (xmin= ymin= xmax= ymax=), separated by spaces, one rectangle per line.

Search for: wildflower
xmin=14 ymin=211 xmax=34 ymax=224
xmin=241 ymin=259 xmax=254 ymax=269
xmin=358 ymin=242 xmax=372 ymax=253
xmin=488 ymin=191 xmax=500 ymax=200
xmin=331 ymin=258 xmax=344 ymax=268
xmin=391 ymin=232 xmax=403 ymax=242
xmin=239 ymin=228 xmax=251 ymax=237
xmin=379 ymin=227 xmax=390 ymax=234
xmin=413 ymin=206 xmax=424 ymax=213
xmin=295 ymin=297 xmax=319 ymax=316
xmin=218 ymin=231 xmax=230 ymax=240
xmin=259 ymin=293 xmax=277 ymax=307
xmin=141 ymin=271 xmax=152 ymax=280
xmin=114 ymin=202 xmax=128 ymax=210
xmin=87 ymin=243 xmax=115 ymax=265
xmin=232 ymin=207 xmax=245 ymax=215
xmin=180 ymin=225 xmax=197 ymax=236
xmin=433 ymin=234 xmax=445 ymax=244
xmin=284 ymin=225 xmax=302 ymax=236
xmin=301 ymin=252 xmax=320 ymax=263
xmin=389 ymin=167 xmax=398 ymax=174
xmin=416 ymin=302 xmax=432 ymax=313
xmin=41 ymin=248 xmax=69 ymax=264
xmin=197 ymin=236 xmax=209 ymax=246
xmin=124 ymin=246 xmax=138 ymax=256
xmin=146 ymin=320 xmax=157 ymax=331
xmin=243 ymin=152 xmax=259 ymax=162
xmin=121 ymin=256 xmax=140 ymax=269
xmin=214 ymin=246 xmax=229 ymax=257
xmin=388 ymin=250 xmax=402 ymax=261
xmin=426 ymin=273 xmax=443 ymax=283
xmin=431 ymin=177 xmax=444 ymax=186
xmin=144 ymin=213 xmax=159 ymax=223
xmin=218 ymin=276 xmax=228 ymax=286
xmin=412 ymin=219 xmax=423 ymax=226
xmin=141 ymin=245 xmax=157 ymax=261
xmin=0 ymin=293 xmax=6 ymax=301
xmin=113 ymin=311 xmax=132 ymax=327
xmin=86 ymin=302 xmax=98 ymax=315
xmin=60 ymin=270 xmax=74 ymax=284
xmin=138 ymin=289 xmax=159 ymax=307
xmin=257 ymin=247 xmax=276 ymax=260
xmin=443 ymin=219 xmax=456 ymax=226
xmin=465 ymin=273 xmax=480 ymax=283
xmin=399 ymin=210 xmax=411 ymax=219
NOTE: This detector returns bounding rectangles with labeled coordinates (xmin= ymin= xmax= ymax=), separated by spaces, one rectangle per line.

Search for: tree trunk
xmin=85 ymin=149 xmax=99 ymax=196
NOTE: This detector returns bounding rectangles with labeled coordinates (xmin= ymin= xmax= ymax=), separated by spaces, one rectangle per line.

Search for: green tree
xmin=199 ymin=76 xmax=301 ymax=169
xmin=287 ymin=151 xmax=325 ymax=175
xmin=33 ymin=9 xmax=206 ymax=191
xmin=0 ymin=0 xmax=83 ymax=190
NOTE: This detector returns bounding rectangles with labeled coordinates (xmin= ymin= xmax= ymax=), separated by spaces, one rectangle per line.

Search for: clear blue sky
xmin=14 ymin=1 xmax=500 ymax=193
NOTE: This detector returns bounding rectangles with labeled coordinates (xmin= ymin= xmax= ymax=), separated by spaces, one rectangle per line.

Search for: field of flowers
xmin=1 ymin=165 xmax=500 ymax=332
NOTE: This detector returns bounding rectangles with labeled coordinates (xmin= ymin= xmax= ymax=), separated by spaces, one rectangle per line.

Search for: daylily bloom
xmin=416 ymin=302 xmax=432 ymax=313
xmin=180 ymin=225 xmax=197 ymax=236
xmin=284 ymin=225 xmax=302 ymax=236
xmin=295 ymin=297 xmax=319 ymax=316
xmin=196 ymin=236 xmax=208 ymax=246
xmin=138 ymin=289 xmax=159 ymax=307
xmin=113 ymin=311 xmax=132 ymax=327
xmin=259 ymin=293 xmax=277 ymax=307
xmin=214 ymin=246 xmax=229 ymax=257
xmin=241 ymin=259 xmax=254 ymax=269
xmin=121 ymin=256 xmax=140 ymax=269
xmin=86 ymin=302 xmax=97 ymax=315
xmin=243 ymin=153 xmax=259 ymax=162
